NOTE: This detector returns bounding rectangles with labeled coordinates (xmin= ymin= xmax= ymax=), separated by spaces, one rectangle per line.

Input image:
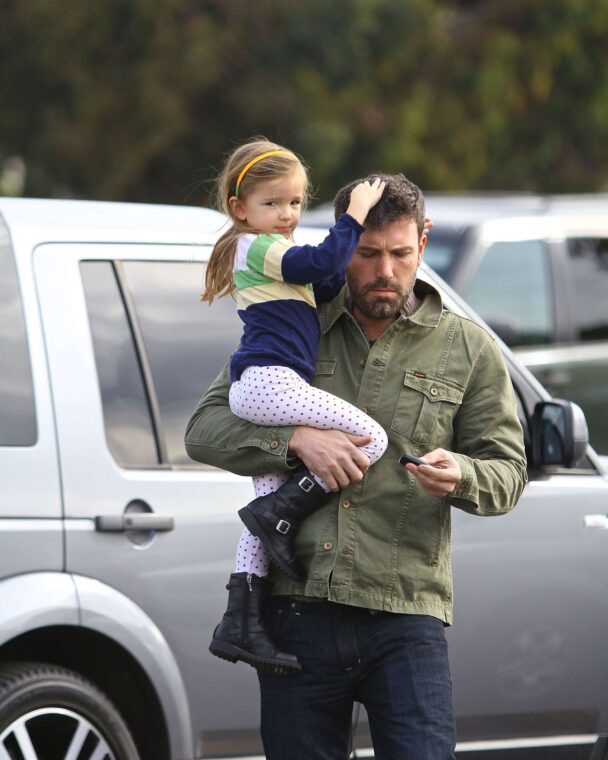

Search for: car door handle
xmin=584 ymin=514 xmax=608 ymax=530
xmin=95 ymin=514 xmax=174 ymax=532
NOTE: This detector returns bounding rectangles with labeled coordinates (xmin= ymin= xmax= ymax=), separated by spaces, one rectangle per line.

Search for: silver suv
xmin=1 ymin=198 xmax=607 ymax=759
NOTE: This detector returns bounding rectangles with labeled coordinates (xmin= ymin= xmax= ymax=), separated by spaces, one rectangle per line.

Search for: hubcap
xmin=0 ymin=707 xmax=116 ymax=760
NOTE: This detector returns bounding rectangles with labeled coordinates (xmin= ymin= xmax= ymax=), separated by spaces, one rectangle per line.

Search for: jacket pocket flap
xmin=315 ymin=360 xmax=337 ymax=376
xmin=403 ymin=372 xmax=464 ymax=404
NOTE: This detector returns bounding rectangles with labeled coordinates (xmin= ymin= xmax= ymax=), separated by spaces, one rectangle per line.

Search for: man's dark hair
xmin=334 ymin=173 xmax=425 ymax=236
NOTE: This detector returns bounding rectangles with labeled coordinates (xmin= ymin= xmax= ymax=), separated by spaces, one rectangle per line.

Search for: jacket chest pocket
xmin=391 ymin=371 xmax=464 ymax=445
xmin=312 ymin=360 xmax=337 ymax=393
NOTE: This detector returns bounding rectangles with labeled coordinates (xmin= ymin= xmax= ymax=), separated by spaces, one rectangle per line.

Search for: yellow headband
xmin=234 ymin=150 xmax=295 ymax=197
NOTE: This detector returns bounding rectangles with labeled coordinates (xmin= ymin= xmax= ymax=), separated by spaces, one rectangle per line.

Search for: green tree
xmin=1 ymin=0 xmax=607 ymax=202
xmin=0 ymin=0 xmax=219 ymax=199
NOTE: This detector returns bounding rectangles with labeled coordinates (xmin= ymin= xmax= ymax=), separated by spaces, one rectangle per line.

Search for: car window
xmin=464 ymin=240 xmax=553 ymax=346
xmin=122 ymin=260 xmax=242 ymax=466
xmin=422 ymin=232 xmax=460 ymax=280
xmin=80 ymin=261 xmax=158 ymax=467
xmin=0 ymin=216 xmax=36 ymax=446
xmin=566 ymin=238 xmax=608 ymax=341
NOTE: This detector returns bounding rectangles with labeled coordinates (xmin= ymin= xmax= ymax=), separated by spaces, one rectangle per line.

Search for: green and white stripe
xmin=234 ymin=233 xmax=315 ymax=310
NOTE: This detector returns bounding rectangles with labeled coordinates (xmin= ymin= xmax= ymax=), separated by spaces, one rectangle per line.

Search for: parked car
xmin=0 ymin=197 xmax=607 ymax=759
xmin=304 ymin=193 xmax=608 ymax=455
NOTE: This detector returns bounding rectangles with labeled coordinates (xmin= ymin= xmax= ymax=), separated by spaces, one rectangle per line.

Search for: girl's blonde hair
xmin=202 ymin=138 xmax=310 ymax=303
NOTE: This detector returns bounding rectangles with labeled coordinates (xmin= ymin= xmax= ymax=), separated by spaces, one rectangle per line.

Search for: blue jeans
xmin=258 ymin=598 xmax=456 ymax=760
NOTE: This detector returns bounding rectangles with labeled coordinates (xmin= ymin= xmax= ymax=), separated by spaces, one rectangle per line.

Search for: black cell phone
xmin=399 ymin=453 xmax=429 ymax=467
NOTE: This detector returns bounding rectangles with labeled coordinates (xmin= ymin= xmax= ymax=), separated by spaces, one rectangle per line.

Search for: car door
xmin=0 ymin=221 xmax=63 ymax=577
xmin=34 ymin=243 xmax=266 ymax=758
xmin=448 ymin=402 xmax=608 ymax=751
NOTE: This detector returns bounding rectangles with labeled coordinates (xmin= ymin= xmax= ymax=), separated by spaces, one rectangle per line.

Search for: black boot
xmin=209 ymin=572 xmax=301 ymax=674
xmin=238 ymin=466 xmax=329 ymax=582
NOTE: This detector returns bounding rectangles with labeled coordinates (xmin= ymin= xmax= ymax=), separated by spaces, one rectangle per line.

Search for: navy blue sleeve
xmin=313 ymin=271 xmax=346 ymax=304
xmin=281 ymin=213 xmax=364 ymax=285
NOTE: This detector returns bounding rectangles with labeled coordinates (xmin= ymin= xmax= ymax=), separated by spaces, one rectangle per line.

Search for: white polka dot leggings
xmin=230 ymin=365 xmax=388 ymax=576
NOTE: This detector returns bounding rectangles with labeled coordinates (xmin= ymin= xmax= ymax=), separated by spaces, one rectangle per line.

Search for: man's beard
xmin=345 ymin=271 xmax=417 ymax=320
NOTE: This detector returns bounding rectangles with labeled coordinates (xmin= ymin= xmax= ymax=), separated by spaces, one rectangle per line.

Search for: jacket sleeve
xmin=313 ymin=272 xmax=346 ymax=304
xmin=184 ymin=363 xmax=297 ymax=476
xmin=448 ymin=337 xmax=528 ymax=516
xmin=280 ymin=214 xmax=364 ymax=284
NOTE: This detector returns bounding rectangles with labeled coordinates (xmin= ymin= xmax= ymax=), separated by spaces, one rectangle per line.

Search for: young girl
xmin=202 ymin=138 xmax=388 ymax=674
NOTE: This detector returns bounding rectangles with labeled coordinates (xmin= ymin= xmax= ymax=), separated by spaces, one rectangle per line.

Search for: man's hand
xmin=403 ymin=448 xmax=461 ymax=497
xmin=288 ymin=427 xmax=372 ymax=491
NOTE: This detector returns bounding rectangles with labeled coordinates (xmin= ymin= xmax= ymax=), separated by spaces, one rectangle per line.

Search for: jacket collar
xmin=319 ymin=278 xmax=444 ymax=335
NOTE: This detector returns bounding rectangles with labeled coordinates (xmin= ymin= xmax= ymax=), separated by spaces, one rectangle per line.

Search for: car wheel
xmin=0 ymin=661 xmax=140 ymax=759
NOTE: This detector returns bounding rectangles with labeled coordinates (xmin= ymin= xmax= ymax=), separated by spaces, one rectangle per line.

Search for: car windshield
xmin=422 ymin=230 xmax=460 ymax=280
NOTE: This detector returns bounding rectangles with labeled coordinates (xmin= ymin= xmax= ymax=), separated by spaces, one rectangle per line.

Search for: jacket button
xmin=342 ymin=499 xmax=351 ymax=509
xmin=323 ymin=542 xmax=333 ymax=551
xmin=270 ymin=440 xmax=278 ymax=449
xmin=361 ymin=406 xmax=368 ymax=414
xmin=430 ymin=387 xmax=439 ymax=397
xmin=359 ymin=358 xmax=366 ymax=367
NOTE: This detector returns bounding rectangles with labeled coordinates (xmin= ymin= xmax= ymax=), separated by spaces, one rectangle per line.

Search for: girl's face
xmin=229 ymin=167 xmax=306 ymax=238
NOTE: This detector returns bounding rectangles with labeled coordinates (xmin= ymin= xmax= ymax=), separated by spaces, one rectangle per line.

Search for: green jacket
xmin=185 ymin=281 xmax=527 ymax=623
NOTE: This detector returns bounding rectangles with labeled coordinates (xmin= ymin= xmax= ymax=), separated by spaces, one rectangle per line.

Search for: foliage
xmin=1 ymin=0 xmax=607 ymax=203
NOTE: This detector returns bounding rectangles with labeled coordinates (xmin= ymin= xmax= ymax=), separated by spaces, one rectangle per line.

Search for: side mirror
xmin=531 ymin=399 xmax=589 ymax=468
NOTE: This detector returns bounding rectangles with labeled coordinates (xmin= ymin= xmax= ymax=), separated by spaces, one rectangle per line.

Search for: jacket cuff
xmin=258 ymin=425 xmax=297 ymax=469
xmin=448 ymin=453 xmax=479 ymax=510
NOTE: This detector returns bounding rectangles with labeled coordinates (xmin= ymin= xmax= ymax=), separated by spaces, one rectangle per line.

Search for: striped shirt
xmin=230 ymin=213 xmax=365 ymax=382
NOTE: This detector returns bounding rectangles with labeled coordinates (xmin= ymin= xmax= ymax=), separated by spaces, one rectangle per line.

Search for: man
xmin=185 ymin=174 xmax=527 ymax=759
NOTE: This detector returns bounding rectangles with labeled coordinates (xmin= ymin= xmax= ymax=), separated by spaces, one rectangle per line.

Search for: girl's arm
xmin=280 ymin=213 xmax=364 ymax=284
xmin=253 ymin=179 xmax=385 ymax=286
xmin=313 ymin=271 xmax=346 ymax=304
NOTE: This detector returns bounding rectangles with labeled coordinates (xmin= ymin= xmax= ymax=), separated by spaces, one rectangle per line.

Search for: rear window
xmin=0 ymin=215 xmax=36 ymax=446
xmin=80 ymin=261 xmax=158 ymax=467
xmin=567 ymin=237 xmax=608 ymax=341
xmin=81 ymin=258 xmax=242 ymax=467
xmin=423 ymin=231 xmax=461 ymax=280
xmin=464 ymin=240 xmax=553 ymax=346
xmin=122 ymin=261 xmax=241 ymax=465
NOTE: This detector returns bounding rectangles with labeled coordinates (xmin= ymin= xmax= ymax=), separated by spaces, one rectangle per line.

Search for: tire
xmin=0 ymin=661 xmax=141 ymax=759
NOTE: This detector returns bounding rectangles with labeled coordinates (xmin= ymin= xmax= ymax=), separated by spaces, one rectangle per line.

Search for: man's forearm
xmin=448 ymin=339 xmax=528 ymax=516
xmin=184 ymin=363 xmax=295 ymax=476
xmin=449 ymin=452 xmax=527 ymax=516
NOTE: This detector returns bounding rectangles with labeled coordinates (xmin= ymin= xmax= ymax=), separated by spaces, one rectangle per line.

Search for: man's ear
xmin=418 ymin=233 xmax=427 ymax=261
xmin=228 ymin=196 xmax=247 ymax=222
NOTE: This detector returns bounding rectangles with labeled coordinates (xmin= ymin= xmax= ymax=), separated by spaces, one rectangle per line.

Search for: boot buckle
xmin=276 ymin=519 xmax=291 ymax=534
xmin=298 ymin=476 xmax=315 ymax=493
